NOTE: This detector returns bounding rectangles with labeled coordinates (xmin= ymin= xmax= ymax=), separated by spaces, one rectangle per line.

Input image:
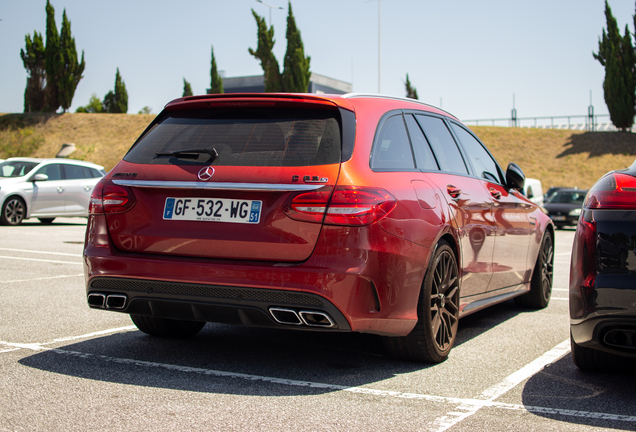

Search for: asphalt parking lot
xmin=1 ymin=219 xmax=635 ymax=431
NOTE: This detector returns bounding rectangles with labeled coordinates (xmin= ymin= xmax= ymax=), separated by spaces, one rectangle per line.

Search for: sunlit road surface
xmin=1 ymin=220 xmax=634 ymax=431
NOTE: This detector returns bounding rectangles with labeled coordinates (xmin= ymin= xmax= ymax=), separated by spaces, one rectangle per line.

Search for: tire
xmin=130 ymin=314 xmax=205 ymax=338
xmin=1 ymin=196 xmax=26 ymax=226
xmin=570 ymin=331 xmax=632 ymax=372
xmin=383 ymin=242 xmax=460 ymax=363
xmin=515 ymin=231 xmax=553 ymax=309
xmin=38 ymin=218 xmax=55 ymax=225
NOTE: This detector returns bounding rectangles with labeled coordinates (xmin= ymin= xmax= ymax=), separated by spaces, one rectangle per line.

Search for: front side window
xmin=125 ymin=108 xmax=342 ymax=167
xmin=450 ymin=123 xmax=503 ymax=183
xmin=35 ymin=164 xmax=62 ymax=181
xmin=370 ymin=114 xmax=415 ymax=170
xmin=415 ymin=115 xmax=468 ymax=175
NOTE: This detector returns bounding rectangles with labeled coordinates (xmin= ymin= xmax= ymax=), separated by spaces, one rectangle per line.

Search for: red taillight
xmin=89 ymin=178 xmax=136 ymax=215
xmin=285 ymin=186 xmax=396 ymax=226
xmin=585 ymin=173 xmax=636 ymax=209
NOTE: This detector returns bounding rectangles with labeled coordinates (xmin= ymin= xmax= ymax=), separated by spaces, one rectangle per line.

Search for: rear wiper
xmin=155 ymin=147 xmax=219 ymax=161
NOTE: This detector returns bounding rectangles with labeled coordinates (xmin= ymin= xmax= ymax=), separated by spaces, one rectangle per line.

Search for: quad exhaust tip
xmin=269 ymin=307 xmax=336 ymax=328
xmin=604 ymin=329 xmax=636 ymax=350
xmin=87 ymin=293 xmax=127 ymax=310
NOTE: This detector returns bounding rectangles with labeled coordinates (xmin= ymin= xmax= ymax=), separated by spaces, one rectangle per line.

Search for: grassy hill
xmin=1 ymin=112 xmax=636 ymax=190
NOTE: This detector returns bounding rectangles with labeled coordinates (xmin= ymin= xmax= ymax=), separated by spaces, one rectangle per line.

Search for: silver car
xmin=0 ymin=158 xmax=106 ymax=225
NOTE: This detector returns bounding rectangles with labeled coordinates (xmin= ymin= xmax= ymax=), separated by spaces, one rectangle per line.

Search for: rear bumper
xmin=87 ymin=277 xmax=352 ymax=331
xmin=570 ymin=316 xmax=636 ymax=358
xmin=84 ymin=215 xmax=431 ymax=336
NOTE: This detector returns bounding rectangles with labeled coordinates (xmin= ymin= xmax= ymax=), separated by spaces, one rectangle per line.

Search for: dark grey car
xmin=544 ymin=188 xmax=587 ymax=228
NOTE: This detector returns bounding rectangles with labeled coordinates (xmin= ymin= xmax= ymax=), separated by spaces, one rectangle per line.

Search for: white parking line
xmin=0 ymin=273 xmax=84 ymax=284
xmin=0 ymin=247 xmax=82 ymax=257
xmin=0 ymin=255 xmax=82 ymax=265
xmin=432 ymin=339 xmax=571 ymax=431
xmin=2 ymin=330 xmax=632 ymax=426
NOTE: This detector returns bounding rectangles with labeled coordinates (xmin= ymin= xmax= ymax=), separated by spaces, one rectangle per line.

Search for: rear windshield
xmin=124 ymin=107 xmax=342 ymax=167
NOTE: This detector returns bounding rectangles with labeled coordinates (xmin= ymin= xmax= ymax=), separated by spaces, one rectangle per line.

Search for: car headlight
xmin=569 ymin=208 xmax=582 ymax=216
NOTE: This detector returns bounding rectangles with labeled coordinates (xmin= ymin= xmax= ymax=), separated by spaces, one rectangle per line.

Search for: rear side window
xmin=415 ymin=115 xmax=468 ymax=175
xmin=450 ymin=123 xmax=503 ymax=184
xmin=124 ymin=108 xmax=342 ymax=167
xmin=404 ymin=114 xmax=439 ymax=171
xmin=370 ymin=115 xmax=415 ymax=170
xmin=64 ymin=164 xmax=93 ymax=180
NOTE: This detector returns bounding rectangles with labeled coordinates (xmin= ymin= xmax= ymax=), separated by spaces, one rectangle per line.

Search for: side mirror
xmin=505 ymin=163 xmax=525 ymax=191
xmin=31 ymin=174 xmax=49 ymax=182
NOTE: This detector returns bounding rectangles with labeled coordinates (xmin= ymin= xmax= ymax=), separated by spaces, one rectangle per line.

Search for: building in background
xmin=210 ymin=72 xmax=352 ymax=94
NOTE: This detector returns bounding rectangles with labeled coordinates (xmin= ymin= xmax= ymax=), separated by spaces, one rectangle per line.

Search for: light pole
xmin=366 ymin=0 xmax=381 ymax=93
xmin=377 ymin=0 xmax=381 ymax=93
xmin=256 ymin=0 xmax=283 ymax=27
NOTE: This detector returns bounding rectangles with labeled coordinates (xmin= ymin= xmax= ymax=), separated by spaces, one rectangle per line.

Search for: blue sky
xmin=1 ymin=0 xmax=634 ymax=122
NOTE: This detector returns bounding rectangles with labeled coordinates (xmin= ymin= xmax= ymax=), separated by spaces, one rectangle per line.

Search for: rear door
xmin=106 ymin=103 xmax=345 ymax=262
xmin=62 ymin=164 xmax=101 ymax=216
xmin=408 ymin=114 xmax=496 ymax=297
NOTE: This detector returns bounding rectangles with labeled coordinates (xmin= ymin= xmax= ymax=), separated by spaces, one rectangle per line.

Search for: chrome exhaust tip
xmin=105 ymin=294 xmax=127 ymax=310
xmin=299 ymin=311 xmax=336 ymax=328
xmin=269 ymin=308 xmax=303 ymax=325
xmin=604 ymin=329 xmax=636 ymax=349
xmin=87 ymin=293 xmax=106 ymax=308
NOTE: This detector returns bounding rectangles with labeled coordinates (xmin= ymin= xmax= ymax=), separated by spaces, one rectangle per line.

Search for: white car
xmin=524 ymin=178 xmax=544 ymax=208
xmin=0 ymin=158 xmax=106 ymax=225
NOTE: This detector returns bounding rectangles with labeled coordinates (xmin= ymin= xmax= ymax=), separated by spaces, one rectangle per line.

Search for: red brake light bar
xmin=285 ymin=186 xmax=396 ymax=226
xmin=586 ymin=173 xmax=636 ymax=209
xmin=89 ymin=178 xmax=136 ymax=215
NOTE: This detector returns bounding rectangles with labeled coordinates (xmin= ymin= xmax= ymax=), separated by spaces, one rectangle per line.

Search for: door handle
xmin=447 ymin=185 xmax=461 ymax=199
xmin=57 ymin=187 xmax=64 ymax=193
xmin=489 ymin=188 xmax=502 ymax=199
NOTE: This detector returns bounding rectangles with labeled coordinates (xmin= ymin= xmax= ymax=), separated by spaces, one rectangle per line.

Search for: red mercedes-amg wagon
xmin=84 ymin=93 xmax=554 ymax=363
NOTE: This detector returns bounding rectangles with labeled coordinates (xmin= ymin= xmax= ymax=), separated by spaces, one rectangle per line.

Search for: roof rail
xmin=342 ymin=93 xmax=456 ymax=118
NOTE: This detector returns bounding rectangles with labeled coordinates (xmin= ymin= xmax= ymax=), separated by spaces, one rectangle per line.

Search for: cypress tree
xmin=210 ymin=45 xmax=224 ymax=94
xmin=183 ymin=78 xmax=193 ymax=97
xmin=248 ymin=10 xmax=282 ymax=92
xmin=58 ymin=9 xmax=85 ymax=112
xmin=594 ymin=1 xmax=635 ymax=131
xmin=282 ymin=2 xmax=311 ymax=93
xmin=44 ymin=0 xmax=63 ymax=112
xmin=103 ymin=68 xmax=128 ymax=113
xmin=405 ymin=74 xmax=419 ymax=100
xmin=20 ymin=31 xmax=46 ymax=112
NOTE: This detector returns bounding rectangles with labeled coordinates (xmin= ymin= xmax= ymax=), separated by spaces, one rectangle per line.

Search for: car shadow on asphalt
xmin=520 ymin=354 xmax=636 ymax=430
xmin=18 ymin=300 xmax=527 ymax=396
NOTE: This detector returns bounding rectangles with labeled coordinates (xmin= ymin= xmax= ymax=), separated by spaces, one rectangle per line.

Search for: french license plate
xmin=551 ymin=215 xmax=566 ymax=221
xmin=163 ymin=197 xmax=262 ymax=224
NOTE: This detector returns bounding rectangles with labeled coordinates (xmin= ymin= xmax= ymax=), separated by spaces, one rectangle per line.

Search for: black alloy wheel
xmin=515 ymin=231 xmax=554 ymax=309
xmin=383 ymin=241 xmax=460 ymax=363
xmin=1 ymin=197 xmax=26 ymax=226
xmin=426 ymin=244 xmax=460 ymax=358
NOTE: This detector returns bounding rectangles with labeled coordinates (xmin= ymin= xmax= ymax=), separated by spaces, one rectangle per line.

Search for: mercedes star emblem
xmin=198 ymin=166 xmax=215 ymax=181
